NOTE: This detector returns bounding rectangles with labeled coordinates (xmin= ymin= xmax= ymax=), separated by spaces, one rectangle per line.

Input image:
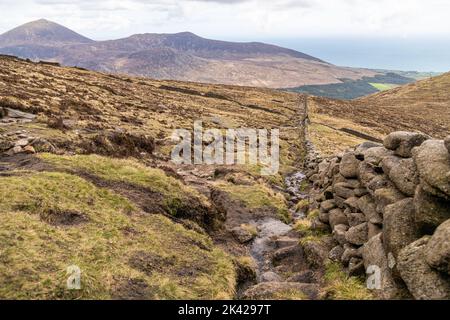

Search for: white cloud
xmin=0 ymin=0 xmax=449 ymax=40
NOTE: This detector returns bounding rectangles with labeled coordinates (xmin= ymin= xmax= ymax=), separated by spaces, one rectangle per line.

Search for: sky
xmin=1 ymin=0 xmax=450 ymax=71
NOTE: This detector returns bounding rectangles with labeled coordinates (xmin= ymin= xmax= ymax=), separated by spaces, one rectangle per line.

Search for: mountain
xmin=0 ymin=19 xmax=377 ymax=88
xmin=0 ymin=19 xmax=93 ymax=47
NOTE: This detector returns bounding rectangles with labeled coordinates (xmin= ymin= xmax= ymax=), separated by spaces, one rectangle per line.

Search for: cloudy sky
xmin=1 ymin=0 xmax=449 ymax=71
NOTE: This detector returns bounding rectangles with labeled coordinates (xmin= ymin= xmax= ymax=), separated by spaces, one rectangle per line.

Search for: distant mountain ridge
xmin=0 ymin=19 xmax=93 ymax=46
xmin=0 ymin=19 xmax=377 ymax=88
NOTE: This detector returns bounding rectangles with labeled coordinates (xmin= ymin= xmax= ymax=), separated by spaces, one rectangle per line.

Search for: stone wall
xmin=305 ymin=132 xmax=450 ymax=299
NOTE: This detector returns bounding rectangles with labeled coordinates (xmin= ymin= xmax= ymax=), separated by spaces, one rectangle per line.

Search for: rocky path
xmin=238 ymin=171 xmax=322 ymax=299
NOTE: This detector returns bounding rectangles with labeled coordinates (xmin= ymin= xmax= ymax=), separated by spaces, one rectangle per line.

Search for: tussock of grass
xmin=321 ymin=262 xmax=373 ymax=300
xmin=215 ymin=182 xmax=291 ymax=223
xmin=272 ymin=289 xmax=307 ymax=300
xmin=240 ymin=224 xmax=258 ymax=237
xmin=294 ymin=209 xmax=327 ymax=245
xmin=294 ymin=199 xmax=309 ymax=212
xmin=0 ymin=172 xmax=236 ymax=299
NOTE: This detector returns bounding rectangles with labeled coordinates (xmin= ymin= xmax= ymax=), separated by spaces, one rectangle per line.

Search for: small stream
xmin=249 ymin=171 xmax=309 ymax=282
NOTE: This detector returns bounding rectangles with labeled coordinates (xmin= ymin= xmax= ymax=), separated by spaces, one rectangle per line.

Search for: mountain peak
xmin=0 ymin=19 xmax=93 ymax=47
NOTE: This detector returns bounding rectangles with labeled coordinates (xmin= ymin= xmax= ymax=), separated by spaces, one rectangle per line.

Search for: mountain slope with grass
xmin=0 ymin=19 xmax=377 ymax=88
xmin=306 ymin=72 xmax=450 ymax=155
xmin=0 ymin=55 xmax=317 ymax=299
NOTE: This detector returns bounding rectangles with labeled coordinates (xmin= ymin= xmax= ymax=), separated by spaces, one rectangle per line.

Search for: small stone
xmin=12 ymin=146 xmax=23 ymax=154
xmin=348 ymin=257 xmax=365 ymax=276
xmin=383 ymin=131 xmax=430 ymax=158
xmin=14 ymin=138 xmax=29 ymax=147
xmin=286 ymin=271 xmax=316 ymax=283
xmin=329 ymin=208 xmax=348 ymax=229
xmin=260 ymin=272 xmax=282 ymax=283
xmin=329 ymin=245 xmax=344 ymax=262
xmin=345 ymin=223 xmax=368 ymax=246
xmin=333 ymin=224 xmax=349 ymax=245
xmin=23 ymin=145 xmax=36 ymax=154
xmin=320 ymin=199 xmax=336 ymax=213
xmin=231 ymin=227 xmax=255 ymax=244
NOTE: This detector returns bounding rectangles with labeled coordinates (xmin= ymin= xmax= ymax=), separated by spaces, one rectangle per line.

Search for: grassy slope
xmin=0 ymin=168 xmax=235 ymax=299
xmin=307 ymin=72 xmax=450 ymax=155
xmin=0 ymin=56 xmax=308 ymax=299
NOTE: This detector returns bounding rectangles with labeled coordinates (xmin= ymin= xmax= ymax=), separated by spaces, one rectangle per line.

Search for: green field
xmin=369 ymin=83 xmax=399 ymax=91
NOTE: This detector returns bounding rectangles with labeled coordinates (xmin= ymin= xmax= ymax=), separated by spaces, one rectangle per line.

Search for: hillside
xmin=0 ymin=55 xmax=320 ymax=299
xmin=305 ymin=72 xmax=450 ymax=155
xmin=285 ymin=72 xmax=415 ymax=100
xmin=0 ymin=19 xmax=377 ymax=88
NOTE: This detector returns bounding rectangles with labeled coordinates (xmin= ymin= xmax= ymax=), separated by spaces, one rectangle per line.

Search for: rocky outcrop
xmin=305 ymin=131 xmax=450 ymax=300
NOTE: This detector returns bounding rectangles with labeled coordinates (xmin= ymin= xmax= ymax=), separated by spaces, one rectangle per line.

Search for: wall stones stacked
xmin=305 ymin=131 xmax=450 ymax=300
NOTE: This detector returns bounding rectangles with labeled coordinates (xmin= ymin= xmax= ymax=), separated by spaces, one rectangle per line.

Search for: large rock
xmin=343 ymin=197 xmax=360 ymax=212
xmin=231 ymin=227 xmax=255 ymax=244
xmin=413 ymin=140 xmax=450 ymax=198
xmin=334 ymin=183 xmax=356 ymax=199
xmin=241 ymin=282 xmax=319 ymax=300
xmin=366 ymin=175 xmax=393 ymax=197
xmin=383 ymin=198 xmax=419 ymax=259
xmin=383 ymin=131 xmax=430 ymax=158
xmin=355 ymin=141 xmax=382 ymax=157
xmin=301 ymin=236 xmax=335 ymax=269
xmin=381 ymin=155 xmax=401 ymax=176
xmin=445 ymin=136 xmax=450 ymax=153
xmin=339 ymin=153 xmax=360 ymax=178
xmin=398 ymin=237 xmax=450 ymax=299
xmin=374 ymin=187 xmax=405 ymax=214
xmin=363 ymin=147 xmax=393 ymax=165
xmin=414 ymin=186 xmax=450 ymax=234
xmin=320 ymin=199 xmax=336 ymax=213
xmin=357 ymin=195 xmax=383 ymax=224
xmin=329 ymin=245 xmax=344 ymax=262
xmin=345 ymin=223 xmax=368 ymax=246
xmin=329 ymin=208 xmax=348 ymax=229
xmin=358 ymin=162 xmax=379 ymax=188
xmin=388 ymin=158 xmax=419 ymax=196
xmin=333 ymin=224 xmax=349 ymax=245
xmin=260 ymin=272 xmax=282 ymax=283
xmin=425 ymin=219 xmax=450 ymax=274
xmin=368 ymin=222 xmax=382 ymax=240
xmin=347 ymin=212 xmax=367 ymax=227
xmin=362 ymin=234 xmax=411 ymax=299
xmin=341 ymin=245 xmax=362 ymax=265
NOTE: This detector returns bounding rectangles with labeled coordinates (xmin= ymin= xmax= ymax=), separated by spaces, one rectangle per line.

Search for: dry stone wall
xmin=305 ymin=131 xmax=450 ymax=299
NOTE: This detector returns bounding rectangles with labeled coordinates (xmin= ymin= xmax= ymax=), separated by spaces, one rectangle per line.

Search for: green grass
xmin=215 ymin=182 xmax=291 ymax=223
xmin=39 ymin=153 xmax=210 ymax=217
xmin=0 ymin=171 xmax=236 ymax=300
xmin=321 ymin=262 xmax=373 ymax=300
xmin=369 ymin=83 xmax=398 ymax=91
